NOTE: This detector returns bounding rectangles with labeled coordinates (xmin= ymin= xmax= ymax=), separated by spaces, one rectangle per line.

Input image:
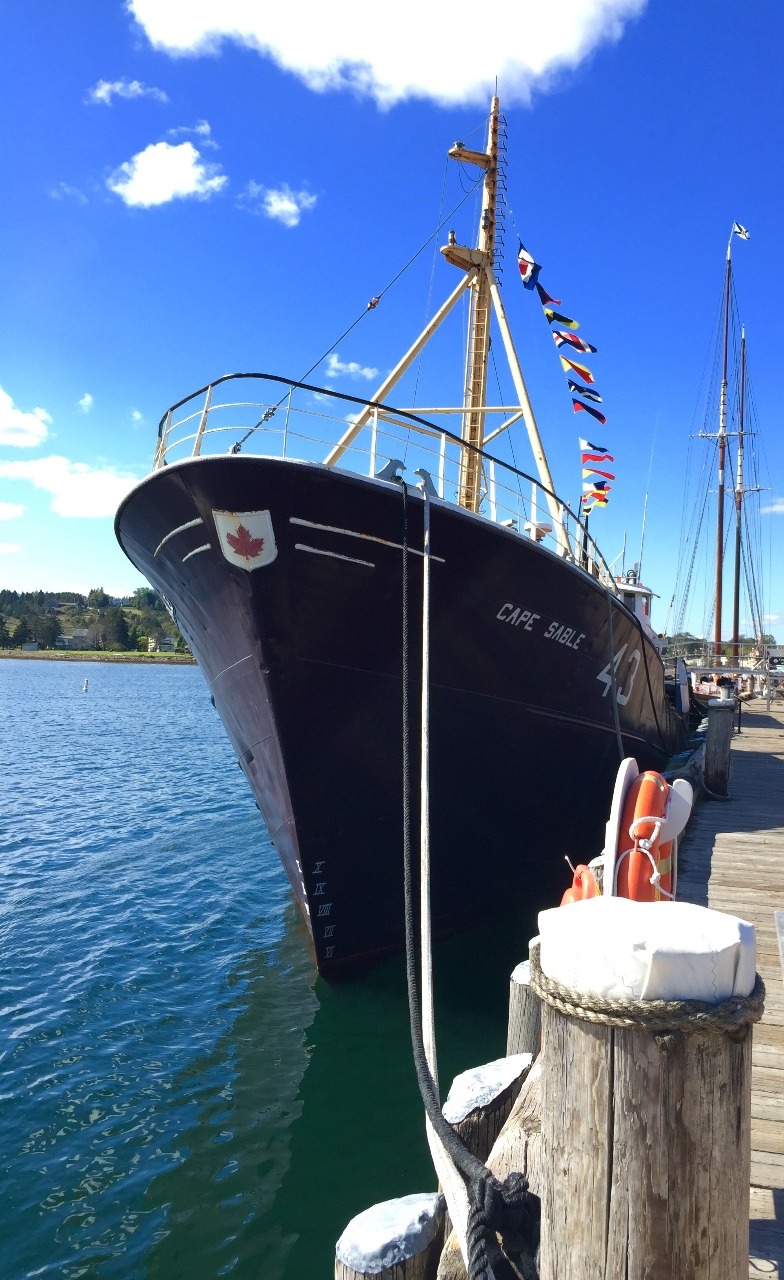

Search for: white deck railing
xmin=153 ymin=374 xmax=616 ymax=589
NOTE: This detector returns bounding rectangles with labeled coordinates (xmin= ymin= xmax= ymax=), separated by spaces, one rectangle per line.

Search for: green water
xmin=1 ymin=658 xmax=537 ymax=1280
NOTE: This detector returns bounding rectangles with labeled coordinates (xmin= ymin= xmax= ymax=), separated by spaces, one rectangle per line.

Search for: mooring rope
xmin=528 ymin=941 xmax=765 ymax=1043
xmin=419 ymin=485 xmax=437 ymax=1088
xmin=637 ymin=630 xmax=668 ymax=754
xmin=399 ymin=478 xmax=540 ymax=1280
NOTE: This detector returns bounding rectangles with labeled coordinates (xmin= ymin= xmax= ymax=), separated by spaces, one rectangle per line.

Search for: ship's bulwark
xmin=116 ymin=456 xmax=686 ymax=974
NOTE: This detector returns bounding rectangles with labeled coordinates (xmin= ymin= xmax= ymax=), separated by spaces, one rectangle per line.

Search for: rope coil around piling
xmin=528 ymin=942 xmax=765 ymax=1041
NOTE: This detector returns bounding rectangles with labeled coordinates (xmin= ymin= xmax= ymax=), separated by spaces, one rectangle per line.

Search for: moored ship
xmin=116 ymin=99 xmax=688 ymax=973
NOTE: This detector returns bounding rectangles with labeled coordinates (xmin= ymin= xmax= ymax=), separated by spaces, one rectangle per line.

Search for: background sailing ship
xmin=116 ymin=99 xmax=689 ymax=974
xmin=668 ymin=223 xmax=772 ymax=690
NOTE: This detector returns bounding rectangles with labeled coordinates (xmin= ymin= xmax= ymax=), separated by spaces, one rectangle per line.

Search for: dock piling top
xmin=335 ymin=1192 xmax=445 ymax=1277
xmin=536 ymin=898 xmax=760 ymax=1279
xmin=537 ymin=896 xmax=757 ymax=1002
xmin=442 ymin=1054 xmax=532 ymax=1125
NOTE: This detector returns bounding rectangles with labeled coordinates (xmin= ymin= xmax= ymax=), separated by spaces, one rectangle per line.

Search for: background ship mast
xmin=731 ymin=326 xmax=746 ymax=660
xmin=713 ymin=240 xmax=732 ymax=657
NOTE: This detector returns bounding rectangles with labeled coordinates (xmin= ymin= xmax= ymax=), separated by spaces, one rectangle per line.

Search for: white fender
xmin=658 ymin=777 xmax=694 ymax=844
xmin=601 ymin=758 xmax=639 ymax=896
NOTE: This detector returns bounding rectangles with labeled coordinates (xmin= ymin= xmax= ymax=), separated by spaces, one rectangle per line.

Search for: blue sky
xmin=1 ymin=0 xmax=781 ymax=640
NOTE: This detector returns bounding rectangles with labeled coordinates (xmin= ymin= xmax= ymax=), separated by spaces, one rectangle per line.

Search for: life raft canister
xmin=560 ymin=863 xmax=600 ymax=906
xmin=615 ymin=770 xmax=673 ymax=902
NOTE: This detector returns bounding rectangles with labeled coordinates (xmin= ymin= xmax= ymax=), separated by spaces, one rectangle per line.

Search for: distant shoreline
xmin=0 ymin=650 xmax=196 ymax=665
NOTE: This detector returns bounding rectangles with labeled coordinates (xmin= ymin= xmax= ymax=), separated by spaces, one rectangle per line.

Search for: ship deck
xmin=676 ymin=702 xmax=784 ymax=1277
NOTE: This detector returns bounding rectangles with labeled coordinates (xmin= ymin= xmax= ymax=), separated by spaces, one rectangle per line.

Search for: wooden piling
xmin=437 ymin=1063 xmax=543 ymax=1280
xmin=335 ymin=1193 xmax=445 ymax=1280
xmin=441 ymin=1054 xmax=532 ymax=1164
xmin=533 ymin=899 xmax=763 ymax=1280
xmin=506 ymin=958 xmax=542 ymax=1058
xmin=704 ymin=696 xmax=735 ymax=795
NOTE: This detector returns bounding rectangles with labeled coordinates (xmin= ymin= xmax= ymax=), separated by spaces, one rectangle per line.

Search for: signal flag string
xmin=516 ymin=238 xmax=615 ymax=513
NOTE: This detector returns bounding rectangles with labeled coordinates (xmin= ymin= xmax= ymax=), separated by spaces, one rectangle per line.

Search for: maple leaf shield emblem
xmin=213 ymin=510 xmax=277 ymax=570
xmin=226 ymin=524 xmax=264 ymax=559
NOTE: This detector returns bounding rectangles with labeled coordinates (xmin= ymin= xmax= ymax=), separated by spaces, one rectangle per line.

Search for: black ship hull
xmin=116 ymin=455 xmax=687 ymax=974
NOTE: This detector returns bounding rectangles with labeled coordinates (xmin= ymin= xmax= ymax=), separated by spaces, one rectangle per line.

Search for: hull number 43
xmin=597 ymin=643 xmax=640 ymax=706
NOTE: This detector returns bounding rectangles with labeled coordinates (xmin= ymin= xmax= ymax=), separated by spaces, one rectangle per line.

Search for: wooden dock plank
xmin=749 ymin=1186 xmax=784 ymax=1279
xmin=674 ymin=705 xmax=784 ymax=1275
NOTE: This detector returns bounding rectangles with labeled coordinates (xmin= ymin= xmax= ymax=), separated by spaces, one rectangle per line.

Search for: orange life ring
xmin=560 ymin=863 xmax=600 ymax=906
xmin=615 ymin=770 xmax=673 ymax=901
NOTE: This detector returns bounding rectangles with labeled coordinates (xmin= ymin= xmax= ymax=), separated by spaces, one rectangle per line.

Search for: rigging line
xmin=489 ymin=345 xmax=525 ymax=508
xmin=638 ymin=418 xmax=657 ymax=576
xmin=674 ymin=442 xmax=714 ymax=634
xmin=457 ymin=161 xmax=479 ymax=193
xmin=739 ymin=537 xmax=756 ymax=644
xmin=678 ymin=269 xmax=726 ymax=575
xmin=638 ymin=628 xmax=668 ymax=753
xmin=743 ymin=547 xmax=763 ymax=645
xmin=407 ymin=151 xmax=452 ymax=459
xmin=742 ymin=520 xmax=765 ymax=640
xmin=365 ymin=173 xmax=484 ymax=312
xmin=232 ymin=173 xmax=485 ymax=452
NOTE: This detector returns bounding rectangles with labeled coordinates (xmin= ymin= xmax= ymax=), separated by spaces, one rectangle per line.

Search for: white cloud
xmin=761 ymin=498 xmax=784 ymax=515
xmin=167 ymin=119 xmax=216 ymax=146
xmin=131 ymin=409 xmax=144 ymax=424
xmin=0 ymin=456 xmax=139 ymax=517
xmin=127 ymin=0 xmax=646 ymax=108
xmin=0 ymin=543 xmax=21 ymax=554
xmin=325 ymin=353 xmax=378 ymax=381
xmin=49 ymin=182 xmax=88 ymax=205
xmin=107 ymin=139 xmax=227 ymax=207
xmin=0 ymin=386 xmax=51 ymax=447
xmin=86 ymin=78 xmax=169 ymax=105
xmin=239 ymin=181 xmax=317 ymax=227
xmin=78 ymin=393 xmax=94 ymax=413
xmin=0 ymin=503 xmax=24 ymax=520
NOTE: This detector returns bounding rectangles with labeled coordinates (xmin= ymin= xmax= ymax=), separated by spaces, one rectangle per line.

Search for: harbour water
xmin=1 ymin=658 xmax=533 ymax=1279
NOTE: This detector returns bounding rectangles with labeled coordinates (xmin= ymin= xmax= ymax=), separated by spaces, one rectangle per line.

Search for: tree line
xmin=0 ymin=587 xmax=186 ymax=652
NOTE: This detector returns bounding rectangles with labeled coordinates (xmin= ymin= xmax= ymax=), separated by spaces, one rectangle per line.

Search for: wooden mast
xmin=327 ymin=94 xmax=566 ymax=541
xmin=713 ymin=243 xmax=732 ymax=658
xmin=442 ymin=98 xmax=499 ymax=513
xmin=731 ymin=325 xmax=746 ymax=661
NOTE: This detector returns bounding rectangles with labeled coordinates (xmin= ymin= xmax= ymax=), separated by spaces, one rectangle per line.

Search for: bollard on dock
xmin=704 ymin=695 xmax=736 ymax=795
xmin=532 ymin=896 xmax=764 ymax=1280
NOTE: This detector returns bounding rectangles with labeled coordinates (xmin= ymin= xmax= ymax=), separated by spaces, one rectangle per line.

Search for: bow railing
xmin=153 ymin=373 xmax=616 ymax=588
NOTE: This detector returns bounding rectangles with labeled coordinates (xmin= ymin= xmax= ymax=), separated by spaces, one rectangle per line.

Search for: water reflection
xmin=140 ymin=904 xmax=535 ymax=1280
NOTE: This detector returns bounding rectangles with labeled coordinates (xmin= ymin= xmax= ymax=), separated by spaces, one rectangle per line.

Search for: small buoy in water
xmin=82 ymin=679 xmax=89 ymax=693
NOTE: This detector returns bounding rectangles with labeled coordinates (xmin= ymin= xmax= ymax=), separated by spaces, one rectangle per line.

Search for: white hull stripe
xmin=289 ymin=517 xmax=445 ymax=563
xmin=155 ymin=517 xmax=204 ymax=557
xmin=295 ymin=543 xmax=374 ymax=568
xmin=181 ymin=543 xmax=212 ymax=562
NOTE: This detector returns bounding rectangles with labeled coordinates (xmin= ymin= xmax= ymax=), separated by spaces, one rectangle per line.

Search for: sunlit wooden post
xmin=506 ymin=954 xmax=541 ymax=1058
xmin=533 ymin=898 xmax=762 ymax=1280
xmin=335 ymin=1194 xmax=445 ymax=1280
xmin=705 ymin=695 xmax=735 ymax=795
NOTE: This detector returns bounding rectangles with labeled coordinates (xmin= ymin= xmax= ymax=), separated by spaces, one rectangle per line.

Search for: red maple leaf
xmin=226 ymin=523 xmax=264 ymax=559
